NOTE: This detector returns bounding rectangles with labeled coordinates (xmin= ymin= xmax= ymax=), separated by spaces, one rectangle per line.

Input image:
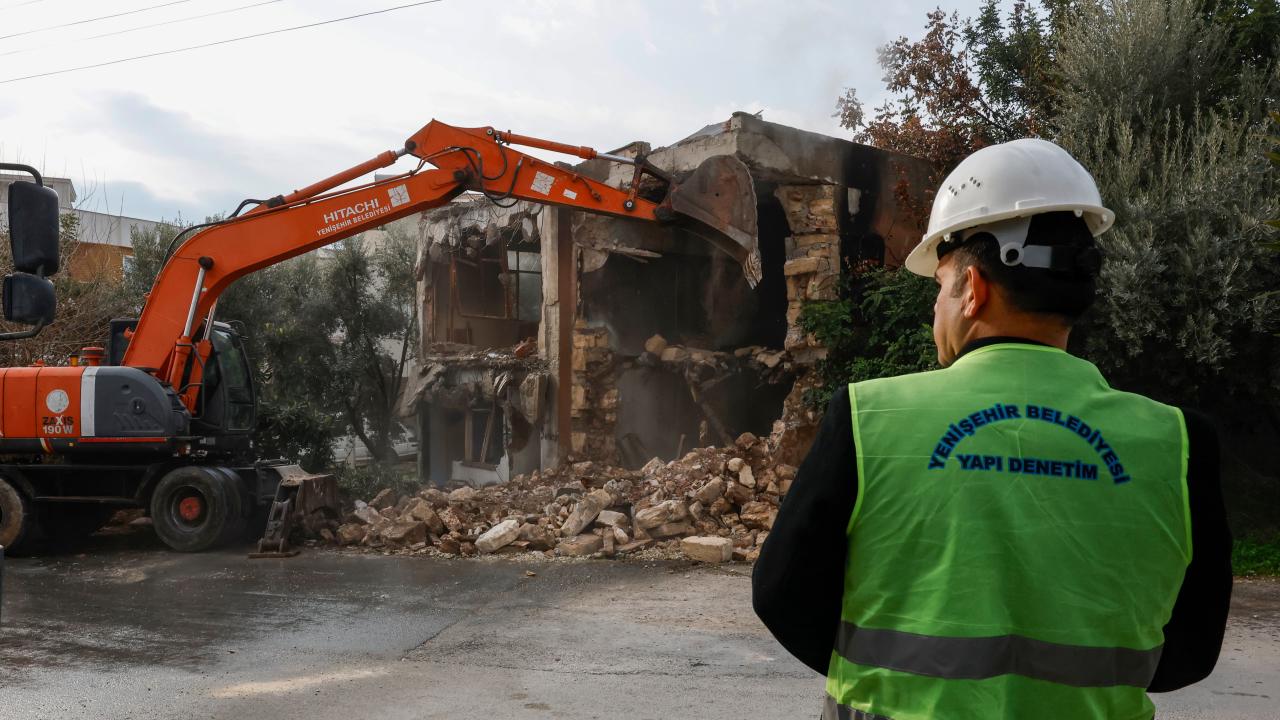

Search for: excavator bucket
xmin=249 ymin=464 xmax=340 ymax=559
xmin=666 ymin=155 xmax=762 ymax=287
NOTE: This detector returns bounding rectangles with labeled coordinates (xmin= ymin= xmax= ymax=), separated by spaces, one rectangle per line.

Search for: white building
xmin=0 ymin=173 xmax=161 ymax=279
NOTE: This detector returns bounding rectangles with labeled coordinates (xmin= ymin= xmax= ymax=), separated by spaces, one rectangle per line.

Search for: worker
xmin=753 ymin=138 xmax=1232 ymax=719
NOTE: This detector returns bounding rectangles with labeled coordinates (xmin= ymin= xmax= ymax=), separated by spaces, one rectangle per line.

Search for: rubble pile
xmin=327 ymin=431 xmax=796 ymax=563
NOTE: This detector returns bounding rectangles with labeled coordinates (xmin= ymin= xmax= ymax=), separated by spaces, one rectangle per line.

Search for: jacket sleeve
xmin=752 ymin=390 xmax=858 ymax=675
xmin=1147 ymin=408 xmax=1233 ymax=692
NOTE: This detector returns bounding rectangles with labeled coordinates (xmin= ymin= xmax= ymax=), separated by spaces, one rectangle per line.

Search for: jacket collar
xmin=954 ymin=336 xmax=1052 ymax=361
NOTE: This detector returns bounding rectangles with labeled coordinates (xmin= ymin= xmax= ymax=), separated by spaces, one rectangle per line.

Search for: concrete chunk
xmin=353 ymin=505 xmax=384 ymax=526
xmin=596 ymin=509 xmax=629 ymax=528
xmin=611 ymin=526 xmax=630 ymax=545
xmin=681 ymin=536 xmax=733 ymax=563
xmin=660 ymin=346 xmax=690 ymax=363
xmin=560 ymin=489 xmax=613 ymax=537
xmin=724 ymin=482 xmax=753 ymax=506
xmin=635 ymin=500 xmax=688 ymax=530
xmin=649 ymin=521 xmax=692 ymax=538
xmin=336 ymin=523 xmax=366 ymax=545
xmin=369 ymin=488 xmax=397 ymax=510
xmin=693 ymin=478 xmax=725 ymax=505
xmin=382 ymin=521 xmax=427 ymax=546
xmin=476 ymin=519 xmax=522 ymax=554
xmin=410 ymin=500 xmax=446 ymax=535
xmin=557 ymin=533 xmax=604 ymax=557
xmin=739 ymin=501 xmax=777 ymax=530
xmin=448 ymin=487 xmax=477 ymax=504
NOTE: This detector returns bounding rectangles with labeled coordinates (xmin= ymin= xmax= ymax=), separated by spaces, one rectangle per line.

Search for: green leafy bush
xmin=1233 ymin=536 xmax=1280 ymax=576
xmin=799 ymin=267 xmax=938 ymax=407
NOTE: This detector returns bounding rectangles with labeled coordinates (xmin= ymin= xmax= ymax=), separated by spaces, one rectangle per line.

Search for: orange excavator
xmin=0 ymin=121 xmax=760 ymax=554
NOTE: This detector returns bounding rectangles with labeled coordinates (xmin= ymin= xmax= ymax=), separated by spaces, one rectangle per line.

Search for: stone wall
xmin=569 ymin=323 xmax=618 ymax=462
xmin=760 ymin=184 xmax=846 ymax=465
xmin=775 ymin=184 xmax=841 ymax=364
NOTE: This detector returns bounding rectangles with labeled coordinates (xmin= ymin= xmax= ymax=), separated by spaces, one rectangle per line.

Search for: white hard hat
xmin=904 ymin=138 xmax=1114 ymax=277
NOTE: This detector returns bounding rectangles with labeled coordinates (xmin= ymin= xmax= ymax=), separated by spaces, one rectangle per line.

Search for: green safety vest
xmin=824 ymin=343 xmax=1191 ymax=720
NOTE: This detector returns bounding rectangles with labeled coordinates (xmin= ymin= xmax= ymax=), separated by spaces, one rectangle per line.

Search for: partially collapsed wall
xmin=400 ymin=112 xmax=931 ymax=489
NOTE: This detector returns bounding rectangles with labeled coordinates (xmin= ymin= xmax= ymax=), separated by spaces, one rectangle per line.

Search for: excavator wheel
xmin=150 ymin=466 xmax=244 ymax=552
xmin=0 ymin=474 xmax=35 ymax=553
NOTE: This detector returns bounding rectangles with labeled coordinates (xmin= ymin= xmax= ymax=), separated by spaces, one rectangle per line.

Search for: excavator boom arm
xmin=121 ymin=120 xmax=682 ymax=396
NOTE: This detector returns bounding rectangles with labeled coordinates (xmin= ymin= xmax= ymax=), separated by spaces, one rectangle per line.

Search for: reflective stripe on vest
xmin=837 ymin=621 xmax=1163 ymax=688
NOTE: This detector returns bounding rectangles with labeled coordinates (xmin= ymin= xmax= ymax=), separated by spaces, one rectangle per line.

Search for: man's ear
xmin=962 ymin=264 xmax=988 ymax=319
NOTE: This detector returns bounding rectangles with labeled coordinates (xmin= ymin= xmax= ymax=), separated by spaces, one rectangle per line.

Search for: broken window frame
xmin=449 ymin=240 xmax=512 ymax=321
xmin=507 ymin=241 xmax=542 ymax=323
xmin=444 ymin=236 xmax=542 ymax=346
xmin=448 ymin=238 xmax=541 ymax=324
xmin=460 ymin=403 xmax=502 ymax=469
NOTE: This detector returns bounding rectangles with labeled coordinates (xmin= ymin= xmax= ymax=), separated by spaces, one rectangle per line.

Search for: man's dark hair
xmin=945 ymin=211 xmax=1102 ymax=324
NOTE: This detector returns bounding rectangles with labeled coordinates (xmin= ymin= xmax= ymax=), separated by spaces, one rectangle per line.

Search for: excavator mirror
xmin=2 ymin=272 xmax=56 ymax=326
xmin=7 ymin=180 xmax=61 ymax=276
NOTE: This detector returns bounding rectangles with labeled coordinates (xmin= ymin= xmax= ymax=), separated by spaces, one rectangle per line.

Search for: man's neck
xmin=962 ymin=318 xmax=1070 ymax=351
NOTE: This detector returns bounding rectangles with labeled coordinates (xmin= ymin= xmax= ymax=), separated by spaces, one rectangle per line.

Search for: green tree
xmin=119 ymin=218 xmax=177 ymax=311
xmin=836 ymin=1 xmax=1059 ymax=171
xmin=324 ymin=225 xmax=418 ymax=463
xmin=1053 ymin=0 xmax=1280 ymax=408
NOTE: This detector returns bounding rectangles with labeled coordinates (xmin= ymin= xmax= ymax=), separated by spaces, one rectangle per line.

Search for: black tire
xmin=0 ymin=475 xmax=35 ymax=552
xmin=150 ymin=466 xmax=244 ymax=552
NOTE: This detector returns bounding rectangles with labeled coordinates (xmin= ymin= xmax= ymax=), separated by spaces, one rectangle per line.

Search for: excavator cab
xmin=105 ymin=318 xmax=255 ymax=448
xmin=190 ymin=322 xmax=257 ymax=444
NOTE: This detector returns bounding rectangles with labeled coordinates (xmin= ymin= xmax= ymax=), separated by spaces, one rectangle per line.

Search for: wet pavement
xmin=0 ymin=531 xmax=817 ymax=719
xmin=0 ymin=530 xmax=1275 ymax=719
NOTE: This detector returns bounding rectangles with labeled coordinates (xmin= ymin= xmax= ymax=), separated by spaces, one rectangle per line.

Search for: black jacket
xmin=752 ymin=341 xmax=1233 ymax=691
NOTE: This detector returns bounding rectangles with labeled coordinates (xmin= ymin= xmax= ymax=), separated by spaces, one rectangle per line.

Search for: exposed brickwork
xmin=569 ymin=323 xmax=618 ymax=462
xmin=774 ymin=185 xmax=841 ymax=364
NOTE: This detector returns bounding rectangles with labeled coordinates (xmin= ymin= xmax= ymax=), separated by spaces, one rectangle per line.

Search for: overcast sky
xmin=0 ymin=0 xmax=988 ymax=223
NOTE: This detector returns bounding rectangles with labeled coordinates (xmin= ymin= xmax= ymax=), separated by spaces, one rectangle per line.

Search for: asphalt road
xmin=0 ymin=531 xmax=1275 ymax=719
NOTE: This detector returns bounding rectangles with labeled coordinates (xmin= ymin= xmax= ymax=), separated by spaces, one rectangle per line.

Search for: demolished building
xmin=400 ymin=112 xmax=932 ymax=488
